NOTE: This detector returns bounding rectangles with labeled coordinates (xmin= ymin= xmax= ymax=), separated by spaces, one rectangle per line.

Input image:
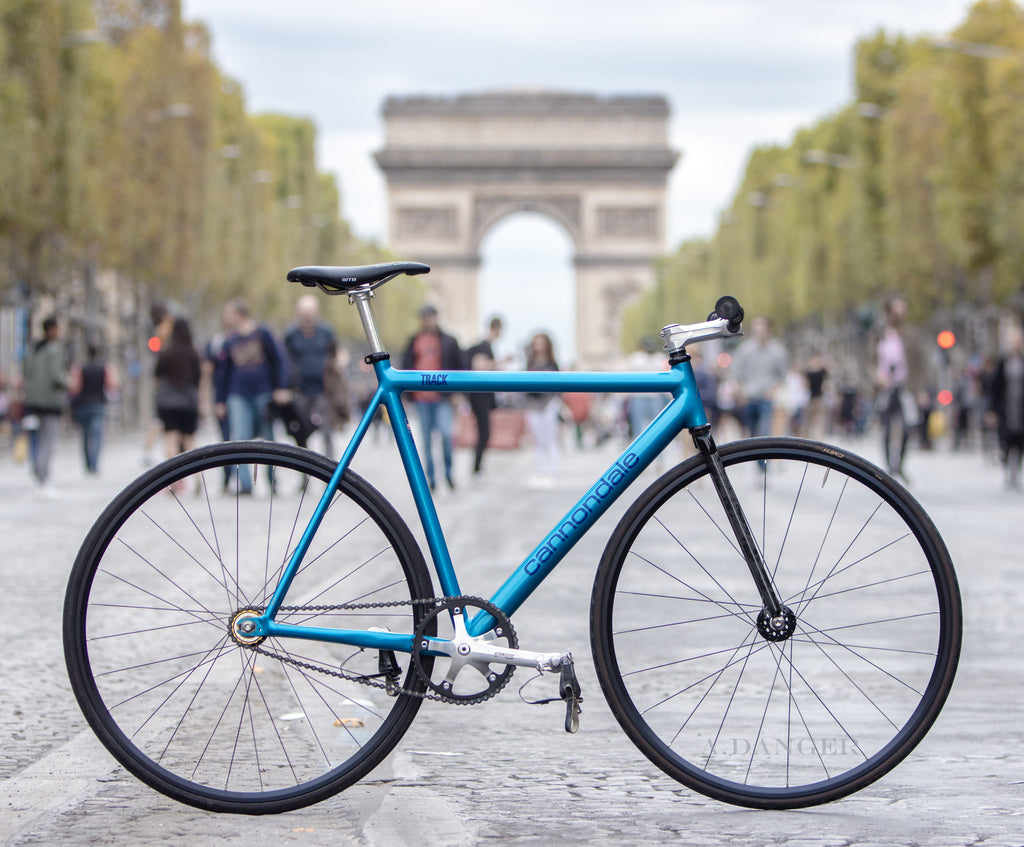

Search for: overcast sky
xmin=180 ymin=0 xmax=971 ymax=360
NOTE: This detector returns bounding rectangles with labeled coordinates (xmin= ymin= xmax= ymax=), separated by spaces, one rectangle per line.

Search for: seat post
xmin=350 ymin=288 xmax=388 ymax=359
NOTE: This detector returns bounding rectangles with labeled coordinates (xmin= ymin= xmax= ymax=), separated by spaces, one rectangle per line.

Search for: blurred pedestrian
xmin=733 ymin=316 xmax=787 ymax=442
xmin=22 ymin=316 xmax=66 ymax=491
xmin=322 ymin=340 xmax=351 ymax=439
xmin=402 ymin=305 xmax=462 ymax=492
xmin=155 ymin=317 xmax=201 ymax=460
xmin=804 ymin=351 xmax=830 ymax=441
xmin=68 ymin=343 xmax=118 ymax=474
xmin=201 ymin=305 xmax=234 ymax=489
xmin=988 ymin=326 xmax=1024 ymax=490
xmin=874 ymin=297 xmax=925 ymax=480
xmin=626 ymin=338 xmax=666 ymax=439
xmin=464 ymin=316 xmax=504 ymax=478
xmin=525 ymin=332 xmax=560 ymax=488
xmin=284 ymin=294 xmax=340 ymax=455
xmin=142 ymin=303 xmax=175 ymax=465
xmin=214 ymin=298 xmax=291 ymax=493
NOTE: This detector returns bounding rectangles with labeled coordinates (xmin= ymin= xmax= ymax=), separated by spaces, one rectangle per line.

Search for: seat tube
xmin=378 ymin=375 xmax=462 ymax=599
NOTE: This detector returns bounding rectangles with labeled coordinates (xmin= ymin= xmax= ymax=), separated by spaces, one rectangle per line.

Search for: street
xmin=0 ymin=423 xmax=1021 ymax=846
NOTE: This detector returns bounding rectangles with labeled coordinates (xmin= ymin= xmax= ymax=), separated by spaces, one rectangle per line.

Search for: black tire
xmin=591 ymin=438 xmax=961 ymax=809
xmin=64 ymin=441 xmax=435 ymax=814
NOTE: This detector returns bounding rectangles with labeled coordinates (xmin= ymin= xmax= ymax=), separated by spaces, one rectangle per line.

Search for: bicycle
xmin=63 ymin=261 xmax=962 ymax=814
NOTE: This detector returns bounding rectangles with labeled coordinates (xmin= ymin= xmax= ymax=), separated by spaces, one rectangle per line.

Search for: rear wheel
xmin=64 ymin=442 xmax=434 ymax=814
xmin=591 ymin=438 xmax=961 ymax=809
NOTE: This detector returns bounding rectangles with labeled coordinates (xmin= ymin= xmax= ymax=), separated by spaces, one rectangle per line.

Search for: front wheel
xmin=64 ymin=442 xmax=434 ymax=814
xmin=591 ymin=438 xmax=961 ymax=809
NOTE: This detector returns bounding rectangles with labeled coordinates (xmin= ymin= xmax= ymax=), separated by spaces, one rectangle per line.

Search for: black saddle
xmin=287 ymin=261 xmax=430 ymax=293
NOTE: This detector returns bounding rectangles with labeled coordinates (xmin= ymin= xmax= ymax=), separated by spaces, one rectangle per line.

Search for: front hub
xmin=229 ymin=610 xmax=266 ymax=646
xmin=756 ymin=606 xmax=797 ymax=642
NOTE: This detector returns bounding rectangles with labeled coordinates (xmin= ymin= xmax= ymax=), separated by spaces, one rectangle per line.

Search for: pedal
xmin=558 ymin=657 xmax=583 ymax=734
xmin=378 ymin=649 xmax=402 ymax=697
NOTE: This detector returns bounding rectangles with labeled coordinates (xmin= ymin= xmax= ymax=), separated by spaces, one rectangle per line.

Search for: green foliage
xmin=0 ymin=0 xmax=393 ymax=339
xmin=628 ymin=0 xmax=1024 ymax=345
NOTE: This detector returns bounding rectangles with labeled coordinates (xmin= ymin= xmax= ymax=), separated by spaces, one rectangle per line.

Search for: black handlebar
xmin=708 ymin=296 xmax=744 ymax=333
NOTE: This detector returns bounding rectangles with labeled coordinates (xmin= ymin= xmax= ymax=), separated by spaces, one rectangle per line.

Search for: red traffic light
xmin=148 ymin=336 xmax=162 ymax=353
xmin=936 ymin=330 xmax=956 ymax=350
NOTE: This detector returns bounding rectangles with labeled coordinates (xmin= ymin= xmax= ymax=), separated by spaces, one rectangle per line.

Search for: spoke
xmin=617 ymin=589 xmax=760 ymax=610
xmin=745 ymin=632 xmax=788 ymax=783
xmin=621 ymin=642 xmax=760 ymax=678
xmin=793 ymin=625 xmax=906 ymax=729
xmin=794 ymin=477 xmax=849 ymax=615
xmin=771 ymin=463 xmax=808 ymax=581
xmin=300 ymin=546 xmax=393 ymax=608
xmin=261 ymin=493 xmax=357 ymax=610
xmin=634 ymin=531 xmax=757 ymax=626
xmin=95 ymin=646 xmax=227 ymax=678
xmin=199 ymin=470 xmax=234 ymax=611
xmin=795 ymin=615 xmax=932 ymax=696
xmin=701 ymin=632 xmax=761 ymax=769
xmin=156 ymin=639 xmax=233 ymax=768
xmin=249 ymin=660 xmax=302 ymax=783
xmin=614 ymin=607 xmax=762 ymax=636
xmin=667 ymin=628 xmax=763 ymax=743
xmin=271 ymin=644 xmax=390 ymax=722
xmin=792 ymin=568 xmax=930 ymax=604
xmin=264 ymin=471 xmax=311 ymax=609
xmin=167 ymin=483 xmax=247 ymax=609
xmin=773 ymin=641 xmax=871 ymax=768
xmin=89 ymin=601 xmax=217 ymax=614
xmin=189 ymin=648 xmax=252 ymax=780
xmin=226 ymin=648 xmax=261 ymax=789
xmin=639 ymin=627 xmax=763 ymax=715
xmin=788 ymin=531 xmax=913 ymax=610
xmin=140 ymin=504 xmax=248 ymax=610
xmin=89 ymin=616 xmax=222 ymax=641
xmin=682 ymin=490 xmax=743 ymax=561
xmin=809 ymin=610 xmax=938 ymax=634
xmin=795 ymin=500 xmax=888 ymax=617
xmin=109 ymin=637 xmax=233 ymax=713
xmin=98 ymin=566 xmax=223 ymax=631
xmin=113 ymin=538 xmax=223 ymax=625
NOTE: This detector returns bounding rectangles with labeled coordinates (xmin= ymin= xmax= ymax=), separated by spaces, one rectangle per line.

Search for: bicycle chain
xmin=248 ymin=596 xmax=507 ymax=706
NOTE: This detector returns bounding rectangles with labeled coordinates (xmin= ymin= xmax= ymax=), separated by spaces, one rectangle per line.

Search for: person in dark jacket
xmin=155 ymin=318 xmax=202 ymax=460
xmin=464 ymin=316 xmax=503 ymax=478
xmin=401 ymin=305 xmax=462 ymax=491
xmin=989 ymin=326 xmax=1024 ymax=490
xmin=214 ymin=299 xmax=291 ymax=493
xmin=69 ymin=344 xmax=118 ymax=474
xmin=284 ymin=294 xmax=342 ymax=455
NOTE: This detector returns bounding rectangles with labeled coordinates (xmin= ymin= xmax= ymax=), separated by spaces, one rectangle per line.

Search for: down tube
xmin=477 ymin=393 xmax=702 ymax=636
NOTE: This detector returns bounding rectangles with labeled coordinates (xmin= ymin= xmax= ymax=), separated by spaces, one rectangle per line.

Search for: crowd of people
xmin=3 ymin=295 xmax=1024 ymax=495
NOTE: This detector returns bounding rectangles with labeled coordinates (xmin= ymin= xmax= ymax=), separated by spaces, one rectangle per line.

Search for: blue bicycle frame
xmin=256 ymin=357 xmax=709 ymax=651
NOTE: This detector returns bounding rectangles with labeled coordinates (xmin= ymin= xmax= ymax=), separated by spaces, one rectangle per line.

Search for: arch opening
xmin=478 ymin=212 xmax=576 ymax=367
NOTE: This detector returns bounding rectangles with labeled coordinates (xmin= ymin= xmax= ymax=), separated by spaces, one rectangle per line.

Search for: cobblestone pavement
xmin=0 ymin=423 xmax=1021 ymax=846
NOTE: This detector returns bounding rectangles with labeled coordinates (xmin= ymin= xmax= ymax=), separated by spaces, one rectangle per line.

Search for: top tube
xmin=374 ymin=359 xmax=687 ymax=396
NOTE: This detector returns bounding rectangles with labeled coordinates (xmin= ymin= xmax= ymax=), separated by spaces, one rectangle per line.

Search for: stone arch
xmin=470 ymin=196 xmax=582 ymax=253
xmin=375 ymin=91 xmax=679 ymax=368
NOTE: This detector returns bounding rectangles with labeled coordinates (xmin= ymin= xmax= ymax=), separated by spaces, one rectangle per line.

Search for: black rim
xmin=592 ymin=438 xmax=961 ymax=808
xmin=64 ymin=442 xmax=432 ymax=813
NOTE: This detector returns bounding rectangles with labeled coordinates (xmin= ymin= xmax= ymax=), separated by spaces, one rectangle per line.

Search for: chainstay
xmin=249 ymin=596 xmax=501 ymax=705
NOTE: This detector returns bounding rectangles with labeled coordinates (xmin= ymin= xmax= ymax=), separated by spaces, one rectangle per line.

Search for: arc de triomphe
xmin=374 ymin=91 xmax=679 ymax=367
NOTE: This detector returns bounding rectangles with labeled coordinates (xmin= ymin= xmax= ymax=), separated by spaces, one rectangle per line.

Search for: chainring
xmin=411 ymin=596 xmax=518 ymax=705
